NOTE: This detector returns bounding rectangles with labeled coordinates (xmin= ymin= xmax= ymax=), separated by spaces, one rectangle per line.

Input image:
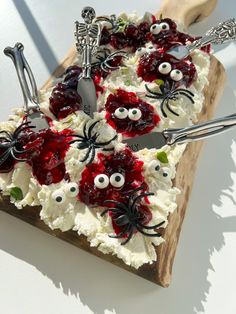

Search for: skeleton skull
xmin=81 ymin=6 xmax=96 ymax=24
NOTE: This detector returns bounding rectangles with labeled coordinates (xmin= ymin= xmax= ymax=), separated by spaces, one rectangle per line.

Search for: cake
xmin=0 ymin=10 xmax=212 ymax=270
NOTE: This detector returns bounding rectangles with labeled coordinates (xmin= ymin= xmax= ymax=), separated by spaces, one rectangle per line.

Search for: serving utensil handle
xmin=4 ymin=42 xmax=39 ymax=113
xmin=187 ymin=18 xmax=236 ymax=52
xmin=163 ymin=114 xmax=236 ymax=145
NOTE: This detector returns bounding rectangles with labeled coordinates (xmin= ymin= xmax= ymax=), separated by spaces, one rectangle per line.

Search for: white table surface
xmin=0 ymin=1 xmax=236 ymax=313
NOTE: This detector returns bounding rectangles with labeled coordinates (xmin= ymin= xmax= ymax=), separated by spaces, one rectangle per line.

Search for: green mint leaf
xmin=10 ymin=187 xmax=23 ymax=201
xmin=156 ymin=151 xmax=169 ymax=164
xmin=154 ymin=79 xmax=165 ymax=86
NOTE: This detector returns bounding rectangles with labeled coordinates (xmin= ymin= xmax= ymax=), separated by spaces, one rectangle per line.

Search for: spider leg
xmin=95 ymin=134 xmax=118 ymax=146
xmin=103 ymin=199 xmax=128 ymax=211
xmin=88 ymin=120 xmax=100 ymax=138
xmin=101 ymin=63 xmax=110 ymax=73
xmin=137 ymin=220 xmax=165 ymax=230
xmin=87 ymin=147 xmax=96 ymax=165
xmin=121 ymin=227 xmax=134 ymax=245
xmin=69 ymin=139 xmax=83 ymax=145
xmin=145 ymin=84 xmax=163 ymax=97
xmin=102 ymin=148 xmax=114 ymax=152
xmin=131 ymin=192 xmax=154 ymax=211
xmin=175 ymin=91 xmax=195 ymax=103
xmin=103 ymin=62 xmax=120 ymax=71
xmin=101 ymin=207 xmax=122 ymax=217
xmin=0 ymin=130 xmax=13 ymax=140
xmin=165 ymin=98 xmax=179 ymax=117
xmin=0 ymin=149 xmax=11 ymax=166
xmin=79 ymin=146 xmax=92 ymax=163
xmin=136 ymin=225 xmax=162 ymax=237
xmin=13 ymin=147 xmax=32 ymax=154
xmin=109 ymin=225 xmax=131 ymax=239
xmin=0 ymin=142 xmax=12 ymax=148
xmin=175 ymin=89 xmax=194 ymax=96
xmin=159 ymin=98 xmax=168 ymax=118
xmin=10 ymin=150 xmax=27 ymax=162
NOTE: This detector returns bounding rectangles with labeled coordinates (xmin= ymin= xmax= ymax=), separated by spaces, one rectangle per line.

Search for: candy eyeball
xmin=114 ymin=107 xmax=128 ymax=119
xmin=110 ymin=172 xmax=125 ymax=188
xmin=161 ymin=167 xmax=171 ymax=179
xmin=160 ymin=22 xmax=170 ymax=31
xmin=170 ymin=69 xmax=183 ymax=81
xmin=158 ymin=62 xmax=172 ymax=74
xmin=150 ymin=23 xmax=162 ymax=35
xmin=136 ymin=47 xmax=147 ymax=57
xmin=65 ymin=182 xmax=78 ymax=197
xmin=128 ymin=108 xmax=142 ymax=121
xmin=147 ymin=46 xmax=156 ymax=53
xmin=94 ymin=174 xmax=109 ymax=189
xmin=51 ymin=189 xmax=66 ymax=204
xmin=149 ymin=160 xmax=161 ymax=173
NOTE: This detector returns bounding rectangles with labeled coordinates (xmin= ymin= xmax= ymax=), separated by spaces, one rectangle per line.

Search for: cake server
xmin=75 ymin=6 xmax=101 ymax=117
xmin=4 ymin=43 xmax=49 ymax=132
xmin=124 ymin=114 xmax=236 ymax=151
xmin=167 ymin=18 xmax=236 ymax=60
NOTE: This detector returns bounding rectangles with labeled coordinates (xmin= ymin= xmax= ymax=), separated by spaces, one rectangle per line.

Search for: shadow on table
xmin=0 ymin=53 xmax=236 ymax=314
xmin=12 ymin=0 xmax=59 ymax=73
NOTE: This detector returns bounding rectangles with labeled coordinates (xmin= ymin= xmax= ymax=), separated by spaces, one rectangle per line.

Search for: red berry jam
xmin=104 ymin=89 xmax=161 ymax=137
xmin=49 ymin=82 xmax=82 ymax=120
xmin=137 ymin=50 xmax=197 ymax=87
xmin=78 ymin=149 xmax=147 ymax=206
xmin=25 ymin=128 xmax=73 ymax=185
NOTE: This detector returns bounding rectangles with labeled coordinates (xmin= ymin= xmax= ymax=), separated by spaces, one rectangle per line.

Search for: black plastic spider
xmin=69 ymin=120 xmax=118 ymax=165
xmin=92 ymin=48 xmax=127 ymax=73
xmin=0 ymin=122 xmax=34 ymax=166
xmin=101 ymin=185 xmax=165 ymax=245
xmin=94 ymin=14 xmax=120 ymax=32
xmin=145 ymin=81 xmax=195 ymax=118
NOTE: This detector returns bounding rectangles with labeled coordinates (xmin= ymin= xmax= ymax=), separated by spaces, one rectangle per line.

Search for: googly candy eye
xmin=65 ymin=182 xmax=78 ymax=197
xmin=128 ymin=108 xmax=142 ymax=121
xmin=136 ymin=47 xmax=146 ymax=57
xmin=110 ymin=173 xmax=125 ymax=188
xmin=94 ymin=174 xmax=109 ymax=189
xmin=160 ymin=22 xmax=170 ymax=31
xmin=149 ymin=160 xmax=161 ymax=173
xmin=161 ymin=167 xmax=171 ymax=179
xmin=51 ymin=189 xmax=66 ymax=204
xmin=114 ymin=107 xmax=128 ymax=119
xmin=150 ymin=23 xmax=161 ymax=35
xmin=170 ymin=69 xmax=183 ymax=81
xmin=158 ymin=62 xmax=172 ymax=74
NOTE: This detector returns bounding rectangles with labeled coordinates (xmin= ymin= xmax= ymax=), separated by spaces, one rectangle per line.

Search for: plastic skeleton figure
xmin=74 ymin=7 xmax=101 ymax=78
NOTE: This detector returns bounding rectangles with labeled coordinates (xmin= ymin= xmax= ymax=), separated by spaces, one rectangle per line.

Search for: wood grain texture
xmin=158 ymin=0 xmax=217 ymax=27
xmin=0 ymin=0 xmax=227 ymax=286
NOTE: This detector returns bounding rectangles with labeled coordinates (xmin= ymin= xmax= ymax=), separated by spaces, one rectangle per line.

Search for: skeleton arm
xmin=74 ymin=21 xmax=87 ymax=54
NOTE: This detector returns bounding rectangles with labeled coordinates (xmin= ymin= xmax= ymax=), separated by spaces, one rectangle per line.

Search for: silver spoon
xmin=124 ymin=113 xmax=236 ymax=151
xmin=4 ymin=43 xmax=49 ymax=132
xmin=167 ymin=18 xmax=236 ymax=60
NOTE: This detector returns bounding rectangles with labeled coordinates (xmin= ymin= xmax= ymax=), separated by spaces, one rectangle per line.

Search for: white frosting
xmin=0 ymin=12 xmax=210 ymax=269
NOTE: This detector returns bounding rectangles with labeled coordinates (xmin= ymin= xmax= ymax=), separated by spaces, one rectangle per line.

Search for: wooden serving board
xmin=0 ymin=0 xmax=226 ymax=287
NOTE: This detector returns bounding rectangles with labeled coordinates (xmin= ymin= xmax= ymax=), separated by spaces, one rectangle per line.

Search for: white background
xmin=0 ymin=1 xmax=236 ymax=313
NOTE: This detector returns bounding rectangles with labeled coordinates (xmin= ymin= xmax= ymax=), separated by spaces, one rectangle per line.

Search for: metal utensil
xmin=4 ymin=43 xmax=49 ymax=132
xmin=167 ymin=18 xmax=236 ymax=60
xmin=74 ymin=6 xmax=101 ymax=117
xmin=124 ymin=114 xmax=236 ymax=151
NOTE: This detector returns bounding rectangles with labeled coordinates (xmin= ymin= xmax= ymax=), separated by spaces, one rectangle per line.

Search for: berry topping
xmin=25 ymin=128 xmax=73 ymax=185
xmin=137 ymin=50 xmax=196 ymax=87
xmin=78 ymin=149 xmax=147 ymax=206
xmin=104 ymin=89 xmax=161 ymax=137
